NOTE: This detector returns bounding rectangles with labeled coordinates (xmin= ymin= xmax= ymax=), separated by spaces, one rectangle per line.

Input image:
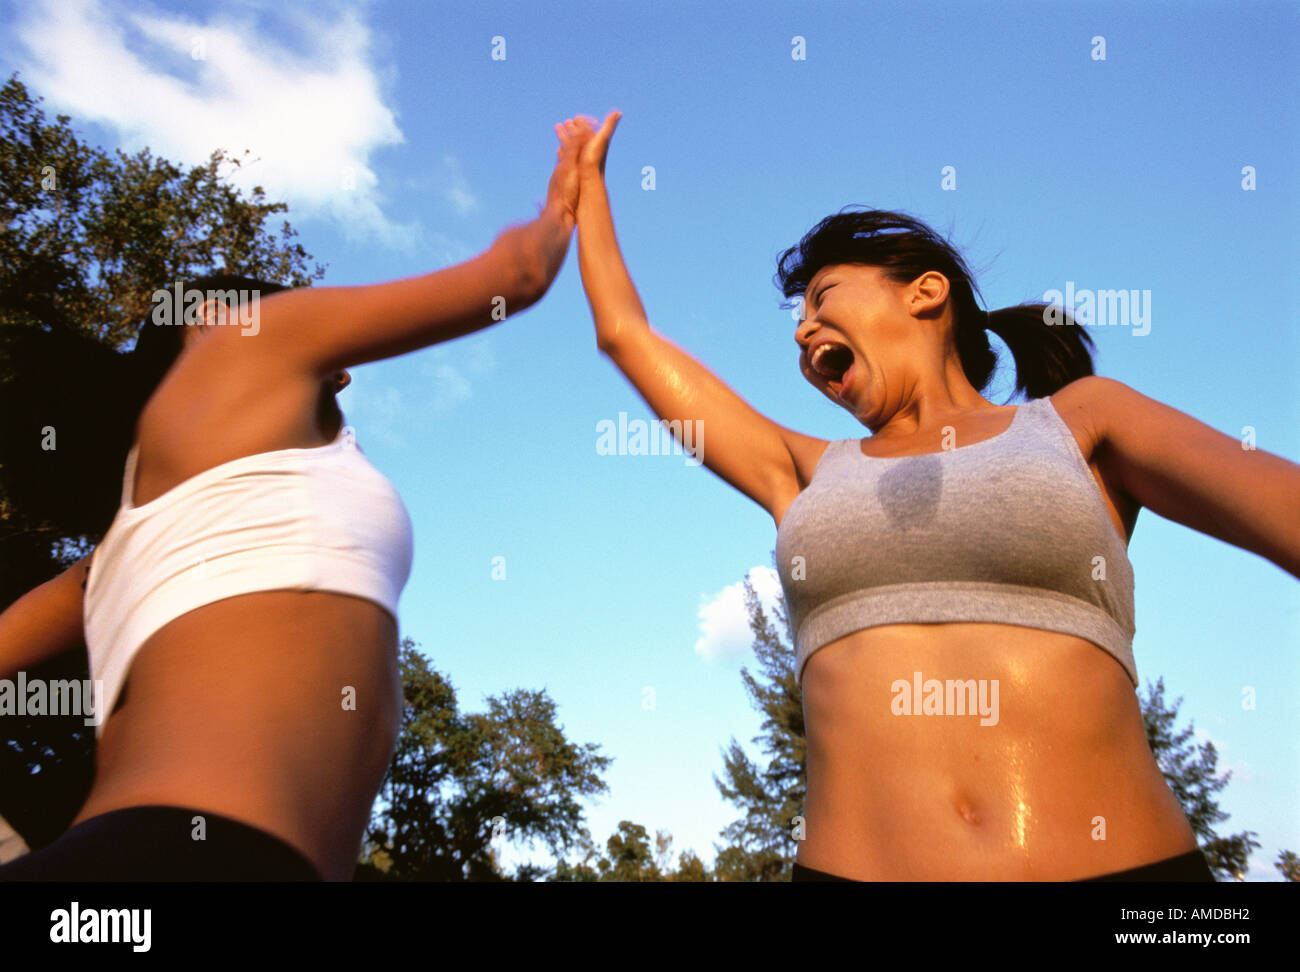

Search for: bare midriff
xmin=796 ymin=622 xmax=1197 ymax=880
xmin=72 ymin=590 xmax=402 ymax=882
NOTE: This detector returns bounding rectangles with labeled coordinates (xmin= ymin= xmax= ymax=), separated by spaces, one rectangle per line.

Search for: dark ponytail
xmin=0 ymin=273 xmax=289 ymax=539
xmin=774 ymin=207 xmax=1095 ymax=400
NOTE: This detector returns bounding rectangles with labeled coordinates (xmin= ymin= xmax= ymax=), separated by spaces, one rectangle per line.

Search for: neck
xmin=868 ymin=355 xmax=994 ymax=438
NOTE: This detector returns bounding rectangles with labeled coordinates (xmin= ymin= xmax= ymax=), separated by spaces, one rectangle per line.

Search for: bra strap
xmin=121 ymin=445 xmax=140 ymax=508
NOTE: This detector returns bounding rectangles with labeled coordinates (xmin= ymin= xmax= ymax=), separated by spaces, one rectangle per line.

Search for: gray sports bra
xmin=775 ymin=396 xmax=1136 ymax=688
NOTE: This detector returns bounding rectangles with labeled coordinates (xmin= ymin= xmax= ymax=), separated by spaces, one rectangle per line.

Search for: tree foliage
xmin=1140 ymin=677 xmax=1261 ymax=880
xmin=357 ymin=639 xmax=614 ymax=881
xmin=0 ymin=72 xmax=322 ymax=349
xmin=548 ymin=821 xmax=713 ymax=882
xmin=710 ymin=575 xmax=804 ymax=881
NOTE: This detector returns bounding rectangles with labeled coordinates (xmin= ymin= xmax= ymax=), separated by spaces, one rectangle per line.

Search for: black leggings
xmin=792 ymin=847 xmax=1216 ymax=882
xmin=0 ymin=805 xmax=323 ymax=881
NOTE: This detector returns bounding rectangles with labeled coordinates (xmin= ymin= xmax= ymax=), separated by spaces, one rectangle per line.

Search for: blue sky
xmin=4 ymin=0 xmax=1296 ymax=880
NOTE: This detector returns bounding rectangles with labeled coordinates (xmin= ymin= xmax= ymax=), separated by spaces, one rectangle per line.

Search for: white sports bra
xmin=83 ymin=425 xmax=413 ymax=735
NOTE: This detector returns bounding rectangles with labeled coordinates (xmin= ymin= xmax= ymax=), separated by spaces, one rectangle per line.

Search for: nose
xmin=794 ymin=313 xmax=820 ymax=347
xmin=333 ymin=370 xmax=351 ymax=391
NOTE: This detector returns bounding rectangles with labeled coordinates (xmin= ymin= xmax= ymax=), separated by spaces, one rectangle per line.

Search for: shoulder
xmin=1049 ymin=375 xmax=1126 ymax=411
xmin=1045 ymin=375 xmax=1133 ymax=444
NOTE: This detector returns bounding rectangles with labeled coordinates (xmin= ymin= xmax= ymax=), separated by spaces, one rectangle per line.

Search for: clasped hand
xmin=544 ymin=110 xmax=621 ymax=222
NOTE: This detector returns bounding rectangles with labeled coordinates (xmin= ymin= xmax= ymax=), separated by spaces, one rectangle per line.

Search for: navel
xmin=954 ymin=797 xmax=980 ymax=826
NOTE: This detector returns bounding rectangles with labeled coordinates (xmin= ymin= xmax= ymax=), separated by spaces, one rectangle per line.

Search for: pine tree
xmin=711 ymin=573 xmax=804 ymax=881
xmin=1140 ymin=676 xmax=1260 ymax=880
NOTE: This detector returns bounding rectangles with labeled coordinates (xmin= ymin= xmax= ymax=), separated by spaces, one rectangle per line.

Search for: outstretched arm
xmin=209 ymin=120 xmax=588 ymax=375
xmin=1082 ymin=376 xmax=1300 ymax=578
xmin=573 ymin=112 xmax=825 ymax=523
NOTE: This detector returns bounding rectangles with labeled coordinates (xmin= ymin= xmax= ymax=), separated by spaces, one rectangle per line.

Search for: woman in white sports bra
xmin=0 ymin=119 xmax=599 ymax=882
xmin=571 ymin=112 xmax=1299 ymax=882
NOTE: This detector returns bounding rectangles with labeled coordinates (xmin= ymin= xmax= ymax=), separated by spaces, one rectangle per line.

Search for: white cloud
xmin=440 ymin=154 xmax=479 ymax=216
xmin=1190 ymin=727 xmax=1259 ymax=783
xmin=421 ymin=352 xmax=474 ymax=417
xmin=13 ymin=0 xmax=417 ymax=245
xmin=339 ymin=380 xmax=407 ymax=449
xmin=341 ymin=342 xmax=495 ymax=448
xmin=694 ymin=566 xmax=785 ymax=664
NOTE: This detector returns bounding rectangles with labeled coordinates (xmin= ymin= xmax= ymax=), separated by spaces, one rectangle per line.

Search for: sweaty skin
xmin=786 ymin=402 xmax=1197 ymax=881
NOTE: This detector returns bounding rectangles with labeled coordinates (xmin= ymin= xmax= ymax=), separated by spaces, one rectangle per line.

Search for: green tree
xmin=0 ymin=72 xmax=323 ymax=847
xmin=549 ymin=829 xmax=604 ymax=881
xmin=548 ymin=823 xmax=713 ymax=881
xmin=711 ymin=575 xmax=804 ymax=881
xmin=603 ymin=820 xmax=661 ymax=882
xmin=1275 ymin=850 xmax=1299 ymax=882
xmin=357 ymin=638 xmax=614 ymax=881
xmin=1140 ymin=677 xmax=1260 ymax=880
xmin=0 ymin=72 xmax=320 ymax=350
xmin=714 ymin=573 xmax=1265 ymax=882
xmin=671 ymin=848 xmax=711 ymax=882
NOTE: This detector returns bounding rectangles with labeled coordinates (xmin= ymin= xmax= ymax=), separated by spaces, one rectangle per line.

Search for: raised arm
xmin=0 ymin=552 xmax=93 ymax=680
xmin=206 ymin=121 xmax=586 ymax=375
xmin=573 ymin=112 xmax=825 ymax=523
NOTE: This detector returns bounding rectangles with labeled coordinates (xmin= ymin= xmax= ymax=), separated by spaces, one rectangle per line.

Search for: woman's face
xmin=794 ymin=262 xmax=949 ymax=425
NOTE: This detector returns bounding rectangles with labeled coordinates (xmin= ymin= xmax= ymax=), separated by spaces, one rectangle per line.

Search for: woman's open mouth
xmin=810 ymin=340 xmax=856 ymax=399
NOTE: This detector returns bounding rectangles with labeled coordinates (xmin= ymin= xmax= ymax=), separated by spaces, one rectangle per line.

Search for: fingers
xmin=554 ymin=112 xmax=621 ymax=165
xmin=555 ymin=117 xmax=595 ymax=149
xmin=555 ymin=119 xmax=583 ymax=147
xmin=556 ymin=112 xmax=621 ymax=141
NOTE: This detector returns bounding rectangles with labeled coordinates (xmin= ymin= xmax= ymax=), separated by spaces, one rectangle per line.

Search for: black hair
xmin=0 ymin=274 xmax=289 ymax=538
xmin=774 ymin=207 xmax=1095 ymax=400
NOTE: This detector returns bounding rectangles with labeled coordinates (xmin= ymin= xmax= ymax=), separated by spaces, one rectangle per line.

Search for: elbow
xmin=595 ymin=330 xmax=619 ymax=358
xmin=511 ymin=260 xmax=546 ymax=310
xmin=596 ymin=317 xmax=651 ymax=362
xmin=488 ymin=229 xmax=547 ymax=313
xmin=595 ymin=325 xmax=632 ymax=362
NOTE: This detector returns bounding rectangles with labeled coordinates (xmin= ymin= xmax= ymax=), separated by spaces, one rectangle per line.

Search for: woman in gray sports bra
xmin=571 ymin=111 xmax=1299 ymax=882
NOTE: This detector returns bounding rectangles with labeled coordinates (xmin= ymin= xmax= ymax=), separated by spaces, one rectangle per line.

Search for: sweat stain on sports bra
xmin=775 ymin=396 xmax=1136 ymax=687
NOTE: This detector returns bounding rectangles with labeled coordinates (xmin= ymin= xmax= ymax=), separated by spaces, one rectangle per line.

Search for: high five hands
xmin=545 ymin=111 xmax=622 ymax=223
